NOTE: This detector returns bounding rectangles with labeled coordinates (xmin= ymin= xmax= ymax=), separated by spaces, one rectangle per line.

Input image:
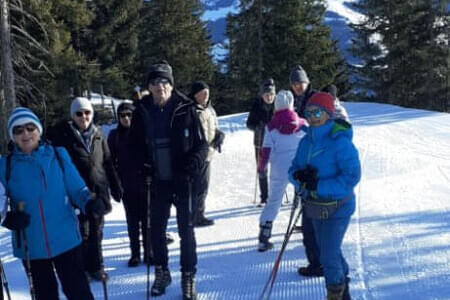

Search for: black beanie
xmin=260 ymin=78 xmax=276 ymax=95
xmin=321 ymin=84 xmax=338 ymax=98
xmin=146 ymin=61 xmax=174 ymax=86
xmin=190 ymin=81 xmax=209 ymax=98
xmin=117 ymin=102 xmax=135 ymax=113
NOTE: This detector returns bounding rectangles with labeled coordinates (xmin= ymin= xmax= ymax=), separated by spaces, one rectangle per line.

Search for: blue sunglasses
xmin=304 ymin=109 xmax=324 ymax=119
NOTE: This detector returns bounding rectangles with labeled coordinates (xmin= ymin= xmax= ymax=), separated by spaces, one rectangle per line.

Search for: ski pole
xmin=283 ymin=191 xmax=289 ymax=205
xmin=253 ymin=169 xmax=258 ymax=204
xmin=0 ymin=258 xmax=11 ymax=300
xmin=17 ymin=202 xmax=36 ymax=300
xmin=101 ymin=274 xmax=108 ymax=300
xmin=145 ymin=175 xmax=152 ymax=300
xmin=259 ymin=189 xmax=303 ymax=300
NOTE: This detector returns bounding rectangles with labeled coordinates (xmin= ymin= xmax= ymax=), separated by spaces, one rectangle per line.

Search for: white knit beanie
xmin=70 ymin=97 xmax=94 ymax=118
xmin=274 ymin=90 xmax=294 ymax=111
xmin=7 ymin=107 xmax=43 ymax=140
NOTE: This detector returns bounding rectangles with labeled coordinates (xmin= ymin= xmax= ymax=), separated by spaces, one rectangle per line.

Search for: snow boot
xmin=181 ymin=271 xmax=197 ymax=300
xmin=297 ymin=265 xmax=324 ymax=277
xmin=151 ymin=266 xmax=172 ymax=296
xmin=127 ymin=256 xmax=141 ymax=267
xmin=326 ymin=283 xmax=345 ymax=300
xmin=342 ymin=276 xmax=351 ymax=300
xmin=258 ymin=221 xmax=273 ymax=252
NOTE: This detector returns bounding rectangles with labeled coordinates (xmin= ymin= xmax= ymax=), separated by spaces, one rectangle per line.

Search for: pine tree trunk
xmin=0 ymin=0 xmax=16 ymax=153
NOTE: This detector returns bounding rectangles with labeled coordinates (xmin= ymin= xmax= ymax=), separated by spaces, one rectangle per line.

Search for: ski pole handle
xmin=16 ymin=202 xmax=25 ymax=248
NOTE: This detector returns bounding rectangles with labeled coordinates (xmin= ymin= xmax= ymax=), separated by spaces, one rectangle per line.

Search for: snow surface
xmin=1 ymin=102 xmax=450 ymax=299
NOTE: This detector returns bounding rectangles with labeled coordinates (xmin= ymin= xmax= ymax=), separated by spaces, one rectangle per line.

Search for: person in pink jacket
xmin=256 ymin=90 xmax=307 ymax=251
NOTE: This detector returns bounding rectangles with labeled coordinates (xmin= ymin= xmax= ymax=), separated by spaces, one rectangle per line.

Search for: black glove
xmin=111 ymin=186 xmax=123 ymax=203
xmin=2 ymin=210 xmax=30 ymax=231
xmin=85 ymin=199 xmax=105 ymax=219
xmin=293 ymin=165 xmax=318 ymax=191
xmin=211 ymin=129 xmax=225 ymax=153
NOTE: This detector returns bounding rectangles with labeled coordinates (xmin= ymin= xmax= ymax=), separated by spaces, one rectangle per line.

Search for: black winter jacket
xmin=48 ymin=122 xmax=123 ymax=214
xmin=128 ymin=90 xmax=208 ymax=184
xmin=108 ymin=126 xmax=140 ymax=197
xmin=246 ymin=97 xmax=274 ymax=147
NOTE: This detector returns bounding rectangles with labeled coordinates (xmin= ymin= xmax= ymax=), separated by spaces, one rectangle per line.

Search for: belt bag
xmin=304 ymin=194 xmax=352 ymax=220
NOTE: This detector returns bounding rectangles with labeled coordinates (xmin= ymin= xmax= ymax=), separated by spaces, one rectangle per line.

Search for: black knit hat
xmin=117 ymin=102 xmax=135 ymax=113
xmin=146 ymin=60 xmax=174 ymax=86
xmin=289 ymin=65 xmax=309 ymax=85
xmin=190 ymin=81 xmax=209 ymax=98
xmin=260 ymin=78 xmax=276 ymax=95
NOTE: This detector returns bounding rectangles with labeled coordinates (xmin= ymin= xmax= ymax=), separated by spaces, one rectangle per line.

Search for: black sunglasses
xmin=75 ymin=110 xmax=92 ymax=117
xmin=149 ymin=77 xmax=170 ymax=86
xmin=13 ymin=123 xmax=37 ymax=135
xmin=119 ymin=112 xmax=132 ymax=118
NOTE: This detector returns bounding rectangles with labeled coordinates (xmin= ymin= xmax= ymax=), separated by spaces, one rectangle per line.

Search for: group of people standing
xmin=247 ymin=64 xmax=360 ymax=300
xmin=0 ymin=61 xmax=360 ymax=300
xmin=0 ymin=60 xmax=224 ymax=300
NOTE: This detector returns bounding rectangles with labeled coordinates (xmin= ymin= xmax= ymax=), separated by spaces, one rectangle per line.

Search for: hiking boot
xmin=258 ymin=221 xmax=273 ymax=252
xmin=89 ymin=270 xmax=109 ymax=281
xmin=297 ymin=265 xmax=324 ymax=277
xmin=343 ymin=277 xmax=351 ymax=300
xmin=327 ymin=283 xmax=345 ymax=300
xmin=128 ymin=256 xmax=141 ymax=267
xmin=181 ymin=272 xmax=197 ymax=300
xmin=151 ymin=266 xmax=172 ymax=296
xmin=195 ymin=217 xmax=214 ymax=227
xmin=166 ymin=232 xmax=175 ymax=245
xmin=258 ymin=241 xmax=273 ymax=252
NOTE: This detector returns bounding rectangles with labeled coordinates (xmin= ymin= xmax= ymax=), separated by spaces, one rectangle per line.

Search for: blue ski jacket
xmin=0 ymin=143 xmax=91 ymax=259
xmin=288 ymin=120 xmax=361 ymax=218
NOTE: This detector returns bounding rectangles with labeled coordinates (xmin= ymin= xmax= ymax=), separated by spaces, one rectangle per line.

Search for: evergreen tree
xmin=80 ymin=0 xmax=142 ymax=98
xmin=226 ymin=0 xmax=348 ymax=110
xmin=136 ymin=0 xmax=214 ymax=93
xmin=9 ymin=0 xmax=94 ymax=127
xmin=351 ymin=0 xmax=449 ymax=111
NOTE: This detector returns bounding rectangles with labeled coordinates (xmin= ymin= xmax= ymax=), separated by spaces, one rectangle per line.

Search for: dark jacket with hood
xmin=246 ymin=97 xmax=274 ymax=147
xmin=108 ymin=103 xmax=140 ymax=197
xmin=128 ymin=90 xmax=208 ymax=185
xmin=48 ymin=121 xmax=123 ymax=214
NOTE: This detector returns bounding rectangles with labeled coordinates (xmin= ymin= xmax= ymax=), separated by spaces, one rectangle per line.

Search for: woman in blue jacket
xmin=289 ymin=93 xmax=361 ymax=300
xmin=0 ymin=107 xmax=102 ymax=300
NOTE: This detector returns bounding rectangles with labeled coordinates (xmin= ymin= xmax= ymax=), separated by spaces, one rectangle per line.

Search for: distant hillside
xmin=200 ymin=0 xmax=363 ymax=64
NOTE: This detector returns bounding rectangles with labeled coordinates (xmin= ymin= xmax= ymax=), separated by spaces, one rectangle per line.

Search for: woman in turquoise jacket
xmin=288 ymin=93 xmax=361 ymax=300
xmin=0 ymin=107 xmax=99 ymax=300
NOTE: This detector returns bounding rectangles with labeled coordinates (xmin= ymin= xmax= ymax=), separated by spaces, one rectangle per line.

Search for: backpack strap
xmin=52 ymin=146 xmax=65 ymax=174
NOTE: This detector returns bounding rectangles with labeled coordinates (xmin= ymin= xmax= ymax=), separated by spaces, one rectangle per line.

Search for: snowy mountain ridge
xmin=201 ymin=0 xmax=363 ymax=63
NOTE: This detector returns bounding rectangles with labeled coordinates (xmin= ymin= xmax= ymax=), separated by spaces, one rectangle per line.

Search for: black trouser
xmin=192 ymin=161 xmax=211 ymax=222
xmin=302 ymin=213 xmax=321 ymax=268
xmin=254 ymin=146 xmax=268 ymax=203
xmin=78 ymin=214 xmax=105 ymax=273
xmin=151 ymin=180 xmax=197 ymax=273
xmin=22 ymin=245 xmax=94 ymax=300
xmin=123 ymin=189 xmax=151 ymax=260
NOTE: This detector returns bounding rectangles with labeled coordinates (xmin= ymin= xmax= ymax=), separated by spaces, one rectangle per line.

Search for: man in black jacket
xmin=48 ymin=97 xmax=123 ymax=281
xmin=246 ymin=78 xmax=275 ymax=206
xmin=290 ymin=65 xmax=316 ymax=117
xmin=128 ymin=61 xmax=208 ymax=300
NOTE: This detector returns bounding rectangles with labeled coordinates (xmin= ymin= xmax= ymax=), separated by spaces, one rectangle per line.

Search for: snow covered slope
xmin=1 ymin=102 xmax=450 ymax=299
